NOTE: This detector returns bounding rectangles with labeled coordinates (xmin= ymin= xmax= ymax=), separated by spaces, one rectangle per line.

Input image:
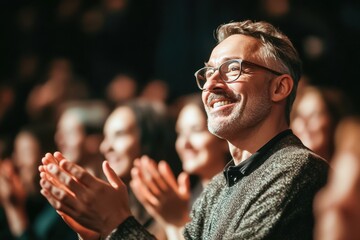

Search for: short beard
xmin=207 ymin=91 xmax=272 ymax=140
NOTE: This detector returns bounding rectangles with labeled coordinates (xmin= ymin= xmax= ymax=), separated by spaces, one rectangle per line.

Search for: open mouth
xmin=212 ymin=100 xmax=233 ymax=109
xmin=207 ymin=93 xmax=235 ymax=109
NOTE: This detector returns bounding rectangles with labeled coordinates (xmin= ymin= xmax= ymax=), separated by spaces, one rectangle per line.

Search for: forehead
xmin=105 ymin=107 xmax=136 ymax=132
xmin=177 ymin=104 xmax=206 ymax=126
xmin=15 ymin=132 xmax=38 ymax=146
xmin=296 ymin=91 xmax=326 ymax=113
xmin=58 ymin=112 xmax=82 ymax=128
xmin=208 ymin=34 xmax=261 ymax=66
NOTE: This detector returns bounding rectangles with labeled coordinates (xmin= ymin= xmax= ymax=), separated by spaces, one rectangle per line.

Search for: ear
xmin=270 ymin=74 xmax=293 ymax=103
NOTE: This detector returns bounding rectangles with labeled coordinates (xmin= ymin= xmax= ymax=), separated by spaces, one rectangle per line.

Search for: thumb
xmin=177 ymin=172 xmax=191 ymax=199
xmin=102 ymin=161 xmax=123 ymax=189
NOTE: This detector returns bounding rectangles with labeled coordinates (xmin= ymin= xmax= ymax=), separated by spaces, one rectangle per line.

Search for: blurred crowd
xmin=1 ymin=0 xmax=360 ymax=136
xmin=1 ymin=0 xmax=360 ymax=239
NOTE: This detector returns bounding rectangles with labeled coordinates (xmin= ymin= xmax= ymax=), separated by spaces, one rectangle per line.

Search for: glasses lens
xmin=195 ymin=60 xmax=242 ymax=90
xmin=195 ymin=68 xmax=211 ymax=89
xmin=220 ymin=60 xmax=241 ymax=82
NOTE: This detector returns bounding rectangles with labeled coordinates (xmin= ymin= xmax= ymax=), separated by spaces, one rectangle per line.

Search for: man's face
xmin=201 ymin=34 xmax=273 ymax=141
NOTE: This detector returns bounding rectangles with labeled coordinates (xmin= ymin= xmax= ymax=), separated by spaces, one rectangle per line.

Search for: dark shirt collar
xmin=223 ymin=129 xmax=293 ymax=187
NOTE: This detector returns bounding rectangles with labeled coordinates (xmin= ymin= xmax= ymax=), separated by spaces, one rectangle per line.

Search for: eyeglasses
xmin=194 ymin=59 xmax=284 ymax=90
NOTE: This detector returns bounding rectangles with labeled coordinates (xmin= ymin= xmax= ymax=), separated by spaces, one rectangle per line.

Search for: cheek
xmin=309 ymin=116 xmax=332 ymax=135
xmin=62 ymin=133 xmax=84 ymax=149
xmin=110 ymin=160 xmax=133 ymax=179
xmin=175 ymin=137 xmax=185 ymax=155
xmin=111 ymin=138 xmax=141 ymax=177
xmin=113 ymin=137 xmax=140 ymax=156
xmin=191 ymin=134 xmax=219 ymax=160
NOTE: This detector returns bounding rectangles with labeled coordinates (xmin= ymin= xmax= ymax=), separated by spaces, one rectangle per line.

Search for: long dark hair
xmin=121 ymin=99 xmax=182 ymax=175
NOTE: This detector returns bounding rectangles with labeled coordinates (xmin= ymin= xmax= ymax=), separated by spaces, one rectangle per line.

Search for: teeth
xmin=213 ymin=101 xmax=231 ymax=108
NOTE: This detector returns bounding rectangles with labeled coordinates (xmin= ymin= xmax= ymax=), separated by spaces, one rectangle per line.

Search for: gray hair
xmin=216 ymin=20 xmax=302 ymax=124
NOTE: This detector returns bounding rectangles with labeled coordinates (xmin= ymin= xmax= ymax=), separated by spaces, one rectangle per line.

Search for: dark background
xmin=1 ymin=0 xmax=359 ymax=107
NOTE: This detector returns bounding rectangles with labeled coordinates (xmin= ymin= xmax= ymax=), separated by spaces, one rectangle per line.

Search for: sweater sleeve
xmin=108 ymin=216 xmax=156 ymax=240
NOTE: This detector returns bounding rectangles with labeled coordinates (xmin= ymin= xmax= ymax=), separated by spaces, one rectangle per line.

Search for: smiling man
xmin=39 ymin=20 xmax=329 ymax=240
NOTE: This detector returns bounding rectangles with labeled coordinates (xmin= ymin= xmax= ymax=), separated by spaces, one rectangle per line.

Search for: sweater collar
xmin=223 ymin=129 xmax=293 ymax=187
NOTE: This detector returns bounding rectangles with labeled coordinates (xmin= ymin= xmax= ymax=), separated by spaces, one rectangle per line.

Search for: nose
xmin=176 ymin=134 xmax=193 ymax=151
xmin=100 ymin=138 xmax=110 ymax=154
xmin=203 ymin=71 xmax=226 ymax=91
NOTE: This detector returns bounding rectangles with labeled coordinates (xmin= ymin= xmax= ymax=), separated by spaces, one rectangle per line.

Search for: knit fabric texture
xmin=183 ymin=133 xmax=329 ymax=240
xmin=110 ymin=133 xmax=329 ymax=240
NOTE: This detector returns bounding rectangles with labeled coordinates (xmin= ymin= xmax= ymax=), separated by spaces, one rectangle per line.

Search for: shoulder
xmin=268 ymin=133 xmax=329 ymax=173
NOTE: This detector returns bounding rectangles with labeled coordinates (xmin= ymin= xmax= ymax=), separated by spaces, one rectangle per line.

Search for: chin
xmin=183 ymin=165 xmax=196 ymax=175
xmin=208 ymin=124 xmax=227 ymax=139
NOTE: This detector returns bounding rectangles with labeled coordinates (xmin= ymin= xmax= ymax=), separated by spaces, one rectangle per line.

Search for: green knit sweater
xmin=109 ymin=133 xmax=329 ymax=240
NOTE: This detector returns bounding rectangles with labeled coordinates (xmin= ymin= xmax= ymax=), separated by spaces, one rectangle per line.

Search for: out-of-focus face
xmin=201 ymin=35 xmax=273 ymax=141
xmin=100 ymin=107 xmax=141 ymax=182
xmin=55 ymin=112 xmax=85 ymax=163
xmin=13 ymin=132 xmax=41 ymax=193
xmin=175 ymin=104 xmax=228 ymax=178
xmin=291 ymin=90 xmax=332 ymax=157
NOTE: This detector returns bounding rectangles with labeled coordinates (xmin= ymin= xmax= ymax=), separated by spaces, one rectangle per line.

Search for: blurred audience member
xmin=98 ymin=100 xmax=180 ymax=240
xmin=26 ymin=57 xmax=89 ymax=123
xmin=139 ymin=79 xmax=169 ymax=104
xmin=291 ymin=85 xmax=352 ymax=161
xmin=105 ymin=73 xmax=138 ymax=107
xmin=42 ymin=99 xmax=180 ymax=239
xmin=0 ymin=124 xmax=78 ymax=240
xmin=314 ymin=115 xmax=360 ymax=240
xmin=333 ymin=115 xmax=360 ymax=158
xmin=55 ymin=100 xmax=110 ymax=178
xmin=0 ymin=81 xmax=26 ymax=138
xmin=130 ymin=94 xmax=230 ymax=239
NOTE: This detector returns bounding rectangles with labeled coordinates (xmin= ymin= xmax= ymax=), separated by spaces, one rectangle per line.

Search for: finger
xmin=40 ymin=179 xmax=77 ymax=210
xmin=38 ymin=165 xmax=45 ymax=173
xmin=40 ymin=187 xmax=78 ymax=216
xmin=138 ymin=156 xmax=163 ymax=196
xmin=41 ymin=153 xmax=59 ymax=165
xmin=54 ymin=151 xmax=67 ymax=163
xmin=39 ymin=171 xmax=47 ymax=180
xmin=143 ymin=156 xmax=168 ymax=192
xmin=102 ymin=161 xmax=124 ymax=189
xmin=46 ymin=163 xmax=86 ymax=198
xmin=133 ymin=158 xmax=141 ymax=168
xmin=59 ymin=160 xmax=98 ymax=188
xmin=130 ymin=180 xmax=160 ymax=218
xmin=158 ymin=160 xmax=178 ymax=191
xmin=130 ymin=167 xmax=160 ymax=207
xmin=177 ymin=172 xmax=191 ymax=199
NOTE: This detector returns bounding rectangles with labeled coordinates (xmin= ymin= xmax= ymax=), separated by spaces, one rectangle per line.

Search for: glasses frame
xmin=194 ymin=58 xmax=284 ymax=90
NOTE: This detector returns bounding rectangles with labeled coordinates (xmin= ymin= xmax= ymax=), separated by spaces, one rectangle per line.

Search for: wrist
xmin=98 ymin=228 xmax=117 ymax=240
xmin=100 ymin=213 xmax=132 ymax=238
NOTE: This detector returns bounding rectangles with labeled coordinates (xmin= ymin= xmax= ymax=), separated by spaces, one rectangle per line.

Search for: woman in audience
xmin=55 ymin=100 xmax=110 ymax=178
xmin=291 ymin=85 xmax=352 ymax=161
xmin=314 ymin=115 xmax=360 ymax=240
xmin=0 ymin=124 xmax=78 ymax=239
xmin=130 ymin=93 xmax=230 ymax=239
xmin=40 ymin=99 xmax=180 ymax=240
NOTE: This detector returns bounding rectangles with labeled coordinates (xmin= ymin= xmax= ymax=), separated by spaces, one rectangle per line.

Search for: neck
xmin=198 ymin=159 xmax=227 ymax=187
xmin=227 ymin=116 xmax=289 ymax=165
